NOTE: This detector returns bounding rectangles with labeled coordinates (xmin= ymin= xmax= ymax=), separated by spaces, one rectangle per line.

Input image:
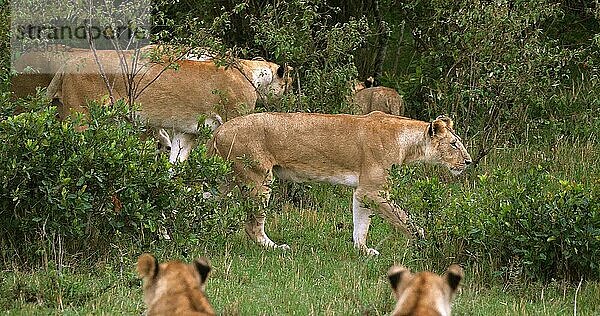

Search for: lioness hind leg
xmin=245 ymin=210 xmax=289 ymax=250
xmin=241 ymin=168 xmax=290 ymax=250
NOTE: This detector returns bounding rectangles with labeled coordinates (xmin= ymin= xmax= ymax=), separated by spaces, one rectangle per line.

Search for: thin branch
xmin=88 ymin=21 xmax=115 ymax=106
xmin=574 ymin=277 xmax=583 ymax=316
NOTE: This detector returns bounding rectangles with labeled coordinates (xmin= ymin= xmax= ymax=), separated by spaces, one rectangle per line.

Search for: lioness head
xmin=387 ymin=264 xmax=463 ymax=316
xmin=427 ymin=116 xmax=472 ymax=175
xmin=239 ymin=60 xmax=293 ymax=98
xmin=137 ymin=253 xmax=215 ymax=316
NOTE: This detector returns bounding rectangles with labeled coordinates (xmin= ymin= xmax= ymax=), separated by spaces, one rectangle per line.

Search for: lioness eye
xmin=451 ymin=141 xmax=458 ymax=149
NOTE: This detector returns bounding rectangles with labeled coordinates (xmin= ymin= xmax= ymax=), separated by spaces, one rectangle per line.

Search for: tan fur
xmin=137 ymin=253 xmax=215 ymax=316
xmin=51 ymin=59 xmax=253 ymax=125
xmin=11 ymin=45 xmax=77 ymax=99
xmin=11 ymin=53 xmax=56 ymax=100
xmin=10 ymin=45 xmax=169 ymax=151
xmin=387 ymin=265 xmax=463 ymax=316
xmin=11 ymin=45 xmax=158 ymax=100
xmin=45 ymin=50 xmax=290 ymax=162
xmin=209 ymin=111 xmax=472 ymax=254
xmin=47 ymin=53 xmax=290 ymax=123
xmin=350 ymin=77 xmax=370 ymax=94
xmin=353 ymin=86 xmax=404 ymax=116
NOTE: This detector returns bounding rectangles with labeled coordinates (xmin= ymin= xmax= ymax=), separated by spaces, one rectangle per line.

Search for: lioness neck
xmin=399 ymin=128 xmax=430 ymax=165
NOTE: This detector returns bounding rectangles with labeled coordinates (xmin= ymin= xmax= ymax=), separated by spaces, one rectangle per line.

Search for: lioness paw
xmin=414 ymin=226 xmax=425 ymax=239
xmin=365 ymin=248 xmax=380 ymax=256
xmin=277 ymin=244 xmax=291 ymax=251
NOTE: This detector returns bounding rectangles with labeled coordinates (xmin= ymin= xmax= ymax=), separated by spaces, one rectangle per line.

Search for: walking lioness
xmin=387 ymin=265 xmax=463 ymax=316
xmin=209 ymin=111 xmax=471 ymax=255
xmin=137 ymin=254 xmax=215 ymax=316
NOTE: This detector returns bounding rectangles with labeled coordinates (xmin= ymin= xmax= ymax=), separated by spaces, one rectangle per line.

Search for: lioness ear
xmin=428 ymin=119 xmax=447 ymax=137
xmin=277 ymin=65 xmax=293 ymax=78
xmin=194 ymin=257 xmax=212 ymax=285
xmin=365 ymin=76 xmax=374 ymax=88
xmin=429 ymin=115 xmax=454 ymax=137
xmin=444 ymin=264 xmax=464 ymax=293
xmin=387 ymin=265 xmax=411 ymax=299
xmin=137 ymin=253 xmax=159 ymax=280
xmin=435 ymin=115 xmax=454 ymax=130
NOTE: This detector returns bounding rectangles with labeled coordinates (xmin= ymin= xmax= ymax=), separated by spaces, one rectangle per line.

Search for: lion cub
xmin=137 ymin=253 xmax=216 ymax=316
xmin=387 ymin=264 xmax=463 ymax=316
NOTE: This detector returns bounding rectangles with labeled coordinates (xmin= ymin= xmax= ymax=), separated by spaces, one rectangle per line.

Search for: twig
xmin=574 ymin=277 xmax=583 ymax=316
xmin=87 ymin=2 xmax=115 ymax=106
xmin=472 ymin=147 xmax=491 ymax=167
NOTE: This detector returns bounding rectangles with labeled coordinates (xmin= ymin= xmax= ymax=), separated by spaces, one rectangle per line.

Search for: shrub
xmin=388 ymin=0 xmax=600 ymax=150
xmin=389 ymin=164 xmax=600 ymax=282
xmin=0 ymin=101 xmax=242 ymax=267
xmin=249 ymin=0 xmax=369 ymax=114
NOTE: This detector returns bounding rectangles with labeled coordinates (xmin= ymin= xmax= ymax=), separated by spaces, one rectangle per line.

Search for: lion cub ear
xmin=137 ymin=253 xmax=159 ymax=280
xmin=435 ymin=115 xmax=454 ymax=130
xmin=444 ymin=264 xmax=464 ymax=294
xmin=277 ymin=65 xmax=293 ymax=78
xmin=194 ymin=257 xmax=212 ymax=287
xmin=428 ymin=115 xmax=453 ymax=137
xmin=387 ymin=265 xmax=412 ymax=299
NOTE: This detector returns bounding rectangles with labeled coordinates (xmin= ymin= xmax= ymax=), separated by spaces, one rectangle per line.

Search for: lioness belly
xmin=273 ymin=166 xmax=359 ymax=187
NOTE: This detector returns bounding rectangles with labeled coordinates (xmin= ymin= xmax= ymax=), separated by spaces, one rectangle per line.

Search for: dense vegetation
xmin=1 ymin=0 xmax=599 ymax=314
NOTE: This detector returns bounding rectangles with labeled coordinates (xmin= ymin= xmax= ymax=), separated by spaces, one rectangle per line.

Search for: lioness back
xmin=137 ymin=253 xmax=215 ymax=316
xmin=52 ymin=58 xmax=257 ymax=129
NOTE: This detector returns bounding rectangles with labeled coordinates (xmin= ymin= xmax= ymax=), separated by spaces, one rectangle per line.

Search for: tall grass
xmin=2 ymin=201 xmax=599 ymax=315
xmin=385 ymin=137 xmax=600 ymax=283
xmin=1 ymin=98 xmax=598 ymax=313
xmin=2 ymin=141 xmax=599 ymax=314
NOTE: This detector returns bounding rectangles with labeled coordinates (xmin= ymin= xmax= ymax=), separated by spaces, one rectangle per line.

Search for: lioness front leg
xmin=353 ymin=188 xmax=416 ymax=255
xmin=352 ymin=190 xmax=378 ymax=256
xmin=169 ymin=132 xmax=196 ymax=163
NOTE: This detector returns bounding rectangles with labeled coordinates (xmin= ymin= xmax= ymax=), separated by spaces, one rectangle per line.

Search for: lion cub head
xmin=427 ymin=116 xmax=472 ymax=175
xmin=387 ymin=264 xmax=463 ymax=316
xmin=137 ymin=253 xmax=216 ymax=316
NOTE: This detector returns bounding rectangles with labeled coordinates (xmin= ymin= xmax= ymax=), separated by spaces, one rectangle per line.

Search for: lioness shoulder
xmin=387 ymin=264 xmax=463 ymax=316
xmin=137 ymin=253 xmax=216 ymax=316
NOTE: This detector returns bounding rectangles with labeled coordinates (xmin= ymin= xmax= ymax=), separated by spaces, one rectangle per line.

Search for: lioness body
xmin=354 ymin=86 xmax=404 ymax=116
xmin=137 ymin=254 xmax=215 ymax=316
xmin=47 ymin=53 xmax=291 ymax=162
xmin=49 ymin=58 xmax=255 ymax=122
xmin=209 ymin=111 xmax=471 ymax=254
xmin=387 ymin=265 xmax=463 ymax=316
xmin=11 ymin=46 xmax=175 ymax=150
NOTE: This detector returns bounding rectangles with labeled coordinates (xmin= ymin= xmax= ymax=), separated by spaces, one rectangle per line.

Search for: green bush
xmin=386 ymin=0 xmax=600 ymax=148
xmin=0 ymin=101 xmax=242 ymax=266
xmin=248 ymin=0 xmax=369 ymax=114
xmin=389 ymin=164 xmax=600 ymax=282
